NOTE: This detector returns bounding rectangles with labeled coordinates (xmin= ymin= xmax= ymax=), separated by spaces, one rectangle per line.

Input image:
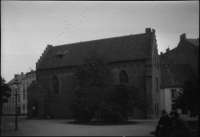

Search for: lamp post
xmin=13 ymin=79 xmax=19 ymax=130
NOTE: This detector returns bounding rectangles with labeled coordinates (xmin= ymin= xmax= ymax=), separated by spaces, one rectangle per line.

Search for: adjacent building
xmin=160 ymin=64 xmax=195 ymax=114
xmin=21 ymin=70 xmax=36 ymax=115
xmin=2 ymin=73 xmax=26 ymax=115
xmin=160 ymin=33 xmax=199 ymax=114
xmin=28 ymin=28 xmax=161 ymax=119
xmin=2 ymin=71 xmax=36 ymax=115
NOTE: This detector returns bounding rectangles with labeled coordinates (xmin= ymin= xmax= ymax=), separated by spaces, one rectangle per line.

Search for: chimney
xmin=180 ymin=33 xmax=186 ymax=40
xmin=166 ymin=47 xmax=170 ymax=52
xmin=14 ymin=74 xmax=18 ymax=78
xmin=152 ymin=29 xmax=156 ymax=34
xmin=160 ymin=52 xmax=163 ymax=55
xmin=21 ymin=72 xmax=24 ymax=75
xmin=145 ymin=28 xmax=151 ymax=34
xmin=47 ymin=44 xmax=53 ymax=47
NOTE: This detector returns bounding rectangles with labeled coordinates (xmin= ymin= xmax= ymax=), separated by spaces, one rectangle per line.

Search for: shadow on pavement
xmin=68 ymin=121 xmax=137 ymax=125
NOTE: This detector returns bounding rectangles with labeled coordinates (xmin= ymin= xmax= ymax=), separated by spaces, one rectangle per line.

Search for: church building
xmin=28 ymin=28 xmax=161 ymax=119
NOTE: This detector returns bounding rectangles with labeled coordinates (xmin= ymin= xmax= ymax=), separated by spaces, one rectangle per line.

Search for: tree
xmin=70 ymin=51 xmax=110 ymax=122
xmin=98 ymin=82 xmax=143 ymax=122
xmin=1 ymin=76 xmax=11 ymax=114
xmin=73 ymin=51 xmax=110 ymax=87
xmin=70 ymin=51 xmax=144 ymax=122
xmin=173 ymin=78 xmax=199 ymax=117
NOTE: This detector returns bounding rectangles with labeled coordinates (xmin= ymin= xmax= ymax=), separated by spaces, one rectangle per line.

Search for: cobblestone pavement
xmin=1 ymin=116 xmax=158 ymax=136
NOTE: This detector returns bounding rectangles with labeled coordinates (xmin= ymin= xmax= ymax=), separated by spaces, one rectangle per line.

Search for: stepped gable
xmin=37 ymin=30 xmax=154 ymax=70
xmin=36 ymin=44 xmax=53 ymax=69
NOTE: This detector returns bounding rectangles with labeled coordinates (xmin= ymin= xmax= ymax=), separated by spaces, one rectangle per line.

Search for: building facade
xmin=2 ymin=71 xmax=36 ymax=115
xmin=160 ymin=33 xmax=199 ymax=77
xmin=2 ymin=73 xmax=26 ymax=115
xmin=160 ymin=33 xmax=199 ymax=114
xmin=28 ymin=28 xmax=161 ymax=119
xmin=160 ymin=64 xmax=195 ymax=114
xmin=21 ymin=70 xmax=36 ymax=115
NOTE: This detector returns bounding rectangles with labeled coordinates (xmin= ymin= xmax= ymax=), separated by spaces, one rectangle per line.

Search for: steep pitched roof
xmin=7 ymin=74 xmax=26 ymax=85
xmin=37 ymin=33 xmax=152 ymax=70
xmin=162 ymin=64 xmax=195 ymax=87
xmin=186 ymin=38 xmax=199 ymax=47
xmin=159 ymin=38 xmax=199 ymax=63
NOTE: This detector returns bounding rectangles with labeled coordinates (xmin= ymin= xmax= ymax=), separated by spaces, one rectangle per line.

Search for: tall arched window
xmin=52 ymin=76 xmax=59 ymax=94
xmin=119 ymin=70 xmax=129 ymax=83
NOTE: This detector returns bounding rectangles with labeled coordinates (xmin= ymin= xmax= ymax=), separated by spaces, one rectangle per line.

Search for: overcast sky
xmin=1 ymin=1 xmax=199 ymax=82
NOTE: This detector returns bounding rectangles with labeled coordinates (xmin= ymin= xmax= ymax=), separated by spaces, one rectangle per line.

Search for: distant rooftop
xmin=162 ymin=64 xmax=195 ymax=87
xmin=186 ymin=38 xmax=199 ymax=47
xmin=7 ymin=73 xmax=26 ymax=85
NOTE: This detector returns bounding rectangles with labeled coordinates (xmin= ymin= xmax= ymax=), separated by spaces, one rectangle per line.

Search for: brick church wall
xmin=152 ymin=67 xmax=161 ymax=118
xmin=35 ymin=60 xmax=149 ymax=119
xmin=108 ymin=63 xmax=147 ymax=119
xmin=27 ymin=81 xmax=49 ymax=118
xmin=35 ymin=72 xmax=75 ymax=119
xmin=32 ymin=28 xmax=162 ymax=119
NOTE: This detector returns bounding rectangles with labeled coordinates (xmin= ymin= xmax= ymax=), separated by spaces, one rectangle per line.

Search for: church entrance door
xmin=32 ymin=100 xmax=38 ymax=118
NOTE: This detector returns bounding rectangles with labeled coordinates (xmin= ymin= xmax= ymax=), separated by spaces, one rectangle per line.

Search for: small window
xmin=12 ymin=97 xmax=14 ymax=103
xmin=23 ymin=83 xmax=26 ymax=93
xmin=169 ymin=59 xmax=173 ymax=65
xmin=23 ymin=94 xmax=25 ymax=100
xmin=171 ymin=89 xmax=177 ymax=98
xmin=171 ymin=103 xmax=177 ymax=110
xmin=52 ymin=76 xmax=59 ymax=95
xmin=156 ymin=77 xmax=159 ymax=92
xmin=18 ymin=96 xmax=20 ymax=103
xmin=119 ymin=70 xmax=129 ymax=83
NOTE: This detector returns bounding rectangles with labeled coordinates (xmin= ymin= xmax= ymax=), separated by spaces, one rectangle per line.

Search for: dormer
xmin=55 ymin=50 xmax=68 ymax=58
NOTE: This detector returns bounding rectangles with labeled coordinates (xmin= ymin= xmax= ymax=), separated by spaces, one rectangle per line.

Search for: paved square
xmin=1 ymin=116 xmax=158 ymax=136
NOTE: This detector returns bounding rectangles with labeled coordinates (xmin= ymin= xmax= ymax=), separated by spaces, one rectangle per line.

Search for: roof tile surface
xmin=38 ymin=33 xmax=152 ymax=70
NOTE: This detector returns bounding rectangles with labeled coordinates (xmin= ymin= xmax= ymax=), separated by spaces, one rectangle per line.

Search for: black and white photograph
xmin=1 ymin=1 xmax=199 ymax=137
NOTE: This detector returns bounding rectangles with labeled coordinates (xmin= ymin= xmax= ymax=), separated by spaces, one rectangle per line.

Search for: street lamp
xmin=13 ymin=79 xmax=19 ymax=130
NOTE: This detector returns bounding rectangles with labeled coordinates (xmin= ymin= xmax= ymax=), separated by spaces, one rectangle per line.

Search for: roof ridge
xmin=186 ymin=38 xmax=199 ymax=46
xmin=54 ymin=33 xmax=146 ymax=48
xmin=36 ymin=44 xmax=53 ymax=69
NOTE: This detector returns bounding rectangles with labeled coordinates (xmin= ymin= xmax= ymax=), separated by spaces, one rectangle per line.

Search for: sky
xmin=1 ymin=1 xmax=199 ymax=82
